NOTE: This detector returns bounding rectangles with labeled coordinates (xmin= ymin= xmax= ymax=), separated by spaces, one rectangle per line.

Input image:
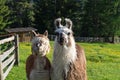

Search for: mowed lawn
xmin=6 ymin=41 xmax=120 ymax=80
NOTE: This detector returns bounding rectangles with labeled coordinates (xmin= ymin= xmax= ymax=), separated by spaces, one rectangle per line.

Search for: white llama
xmin=52 ymin=18 xmax=87 ymax=80
xmin=26 ymin=30 xmax=51 ymax=80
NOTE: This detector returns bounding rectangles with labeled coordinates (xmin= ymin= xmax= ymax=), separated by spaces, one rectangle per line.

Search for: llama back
xmin=66 ymin=44 xmax=87 ymax=80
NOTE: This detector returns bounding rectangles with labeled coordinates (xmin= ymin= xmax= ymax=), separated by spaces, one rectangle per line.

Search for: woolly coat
xmin=66 ymin=44 xmax=87 ymax=80
xmin=26 ymin=55 xmax=51 ymax=80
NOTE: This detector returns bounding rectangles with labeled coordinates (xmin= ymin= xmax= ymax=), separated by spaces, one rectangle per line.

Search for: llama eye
xmin=36 ymin=43 xmax=41 ymax=47
xmin=67 ymin=32 xmax=70 ymax=35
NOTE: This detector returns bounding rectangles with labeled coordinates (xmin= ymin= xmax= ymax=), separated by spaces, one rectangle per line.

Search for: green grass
xmin=6 ymin=41 xmax=120 ymax=80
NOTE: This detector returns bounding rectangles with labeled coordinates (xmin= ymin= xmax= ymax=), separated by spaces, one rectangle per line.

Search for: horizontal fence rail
xmin=0 ymin=36 xmax=15 ymax=45
xmin=0 ymin=34 xmax=19 ymax=80
xmin=48 ymin=35 xmax=120 ymax=43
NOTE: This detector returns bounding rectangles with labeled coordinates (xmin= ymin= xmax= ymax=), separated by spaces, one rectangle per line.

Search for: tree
xmin=55 ymin=0 xmax=86 ymax=36
xmin=33 ymin=0 xmax=55 ymax=33
xmin=106 ymin=0 xmax=120 ymax=42
xmin=81 ymin=0 xmax=105 ymax=37
xmin=0 ymin=0 xmax=11 ymax=33
xmin=81 ymin=0 xmax=120 ymax=38
xmin=7 ymin=0 xmax=34 ymax=28
xmin=33 ymin=0 xmax=85 ymax=35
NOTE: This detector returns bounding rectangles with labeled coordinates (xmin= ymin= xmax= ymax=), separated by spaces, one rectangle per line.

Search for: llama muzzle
xmin=58 ymin=33 xmax=66 ymax=45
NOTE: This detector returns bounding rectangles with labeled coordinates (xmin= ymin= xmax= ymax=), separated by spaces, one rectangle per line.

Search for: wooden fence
xmin=48 ymin=35 xmax=120 ymax=43
xmin=0 ymin=34 xmax=19 ymax=80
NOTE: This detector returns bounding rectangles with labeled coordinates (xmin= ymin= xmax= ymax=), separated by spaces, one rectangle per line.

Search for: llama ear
xmin=44 ymin=30 xmax=48 ymax=37
xmin=54 ymin=18 xmax=62 ymax=29
xmin=32 ymin=30 xmax=38 ymax=36
xmin=65 ymin=18 xmax=73 ymax=29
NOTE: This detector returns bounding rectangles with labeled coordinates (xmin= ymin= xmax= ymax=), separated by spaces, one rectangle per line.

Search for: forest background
xmin=0 ymin=0 xmax=120 ymax=39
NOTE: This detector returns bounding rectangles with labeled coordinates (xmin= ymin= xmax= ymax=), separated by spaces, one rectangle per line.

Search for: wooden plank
xmin=2 ymin=54 xmax=15 ymax=69
xmin=1 ymin=46 xmax=15 ymax=61
xmin=0 ymin=55 xmax=4 ymax=80
xmin=0 ymin=36 xmax=15 ymax=45
xmin=14 ymin=35 xmax=19 ymax=66
xmin=3 ymin=60 xmax=15 ymax=80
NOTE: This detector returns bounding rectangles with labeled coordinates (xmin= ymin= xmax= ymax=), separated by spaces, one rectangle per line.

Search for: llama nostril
xmin=60 ymin=37 xmax=64 ymax=42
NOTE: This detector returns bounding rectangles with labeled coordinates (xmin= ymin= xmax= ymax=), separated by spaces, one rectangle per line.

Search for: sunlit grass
xmin=81 ymin=42 xmax=120 ymax=80
xmin=6 ymin=41 xmax=120 ymax=80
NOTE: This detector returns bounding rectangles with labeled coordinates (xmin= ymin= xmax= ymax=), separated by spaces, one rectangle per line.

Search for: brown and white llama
xmin=51 ymin=18 xmax=87 ymax=80
xmin=26 ymin=30 xmax=51 ymax=80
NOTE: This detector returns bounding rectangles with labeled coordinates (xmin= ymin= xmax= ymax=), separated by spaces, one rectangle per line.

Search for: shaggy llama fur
xmin=26 ymin=31 xmax=51 ymax=80
xmin=52 ymin=18 xmax=87 ymax=80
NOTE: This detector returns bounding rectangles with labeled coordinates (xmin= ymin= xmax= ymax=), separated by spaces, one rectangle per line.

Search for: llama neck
xmin=52 ymin=37 xmax=77 ymax=80
xmin=33 ymin=55 xmax=46 ymax=71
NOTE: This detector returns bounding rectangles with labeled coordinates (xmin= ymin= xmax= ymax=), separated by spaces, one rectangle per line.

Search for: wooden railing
xmin=48 ymin=35 xmax=120 ymax=43
xmin=0 ymin=34 xmax=19 ymax=80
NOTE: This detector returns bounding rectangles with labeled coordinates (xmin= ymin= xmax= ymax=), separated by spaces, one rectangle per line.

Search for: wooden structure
xmin=0 ymin=34 xmax=19 ymax=80
xmin=5 ymin=27 xmax=37 ymax=42
xmin=49 ymin=35 xmax=120 ymax=43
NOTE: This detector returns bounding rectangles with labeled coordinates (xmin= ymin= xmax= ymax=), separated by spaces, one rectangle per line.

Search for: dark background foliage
xmin=0 ymin=0 xmax=120 ymax=37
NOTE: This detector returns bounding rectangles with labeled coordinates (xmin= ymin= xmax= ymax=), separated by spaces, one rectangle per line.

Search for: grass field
xmin=6 ymin=41 xmax=120 ymax=80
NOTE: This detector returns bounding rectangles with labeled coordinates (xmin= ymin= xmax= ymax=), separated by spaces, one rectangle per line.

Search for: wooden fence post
xmin=14 ymin=34 xmax=19 ymax=66
xmin=0 ymin=56 xmax=3 ymax=80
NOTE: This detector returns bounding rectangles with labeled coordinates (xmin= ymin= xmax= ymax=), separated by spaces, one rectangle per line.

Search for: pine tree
xmin=81 ymin=0 xmax=120 ymax=37
xmin=34 ymin=0 xmax=55 ymax=33
xmin=33 ymin=0 xmax=85 ymax=35
xmin=0 ymin=0 xmax=11 ymax=33
xmin=7 ymin=0 xmax=34 ymax=28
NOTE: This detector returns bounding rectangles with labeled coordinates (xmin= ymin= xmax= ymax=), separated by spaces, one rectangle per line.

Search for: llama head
xmin=54 ymin=18 xmax=74 ymax=46
xmin=31 ymin=30 xmax=50 ymax=56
